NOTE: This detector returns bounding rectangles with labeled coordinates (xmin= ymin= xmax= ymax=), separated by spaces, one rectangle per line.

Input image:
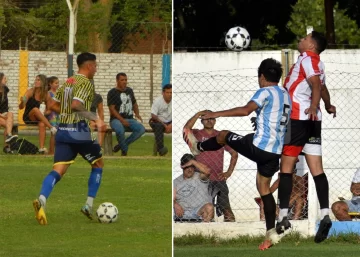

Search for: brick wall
xmin=0 ymin=50 xmax=170 ymax=129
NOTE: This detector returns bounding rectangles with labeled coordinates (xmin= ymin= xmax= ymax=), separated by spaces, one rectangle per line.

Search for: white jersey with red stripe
xmin=284 ymin=51 xmax=325 ymax=120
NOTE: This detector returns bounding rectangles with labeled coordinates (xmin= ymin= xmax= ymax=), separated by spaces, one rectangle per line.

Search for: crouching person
xmin=173 ymin=153 xmax=214 ymax=222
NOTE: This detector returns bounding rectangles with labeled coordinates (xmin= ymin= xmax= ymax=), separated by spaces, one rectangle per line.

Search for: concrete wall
xmin=0 ymin=50 xmax=168 ymax=129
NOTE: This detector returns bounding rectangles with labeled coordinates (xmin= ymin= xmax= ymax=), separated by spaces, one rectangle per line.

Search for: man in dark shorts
xmin=32 ymin=52 xmax=106 ymax=225
xmin=276 ymin=31 xmax=336 ymax=243
xmin=183 ymin=58 xmax=292 ymax=250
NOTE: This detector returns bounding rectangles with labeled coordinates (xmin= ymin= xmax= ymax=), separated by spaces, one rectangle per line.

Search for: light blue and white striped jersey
xmin=250 ymin=85 xmax=292 ymax=154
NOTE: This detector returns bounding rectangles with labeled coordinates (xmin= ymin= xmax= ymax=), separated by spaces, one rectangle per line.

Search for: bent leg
xmin=331 ymin=201 xmax=351 ymax=221
xmin=126 ymin=119 xmax=145 ymax=146
xmin=110 ymin=119 xmax=127 ymax=151
xmin=150 ymin=122 xmax=165 ymax=151
xmin=198 ymin=203 xmax=214 ymax=222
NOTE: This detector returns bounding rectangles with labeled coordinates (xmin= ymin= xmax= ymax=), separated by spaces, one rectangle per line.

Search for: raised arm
xmin=201 ymin=101 xmax=258 ymax=120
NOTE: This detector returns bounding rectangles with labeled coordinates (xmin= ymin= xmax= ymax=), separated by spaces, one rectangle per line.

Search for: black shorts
xmin=225 ymin=133 xmax=280 ymax=177
xmin=283 ymin=119 xmax=321 ymax=157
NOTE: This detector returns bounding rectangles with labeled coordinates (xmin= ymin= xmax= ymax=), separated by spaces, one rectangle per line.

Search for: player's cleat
xmin=81 ymin=204 xmax=93 ymax=220
xmin=33 ymin=199 xmax=47 ymax=225
xmin=259 ymin=228 xmax=281 ymax=250
xmin=276 ymin=216 xmax=291 ymax=234
xmin=314 ymin=215 xmax=332 ymax=243
xmin=5 ymin=134 xmax=18 ymax=144
xmin=182 ymin=128 xmax=200 ymax=155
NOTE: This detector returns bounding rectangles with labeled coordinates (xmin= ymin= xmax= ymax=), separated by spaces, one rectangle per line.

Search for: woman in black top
xmin=19 ymin=74 xmax=58 ymax=154
xmin=0 ymin=72 xmax=18 ymax=144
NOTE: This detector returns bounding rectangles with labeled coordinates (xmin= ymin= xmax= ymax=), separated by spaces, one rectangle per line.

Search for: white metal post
xmin=66 ymin=0 xmax=79 ymax=77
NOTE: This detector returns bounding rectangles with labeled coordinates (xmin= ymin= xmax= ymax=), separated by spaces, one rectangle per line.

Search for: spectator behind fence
xmin=257 ymin=156 xmax=308 ymax=221
xmin=107 ymin=72 xmax=145 ymax=156
xmin=184 ymin=110 xmax=238 ymax=222
xmin=173 ymin=153 xmax=214 ymax=222
xmin=149 ymin=84 xmax=172 ymax=156
xmin=89 ymin=80 xmax=105 ymax=147
xmin=331 ymin=168 xmax=360 ymax=221
xmin=0 ymin=72 xmax=18 ymax=147
xmin=45 ymin=76 xmax=60 ymax=155
xmin=19 ymin=74 xmax=58 ymax=154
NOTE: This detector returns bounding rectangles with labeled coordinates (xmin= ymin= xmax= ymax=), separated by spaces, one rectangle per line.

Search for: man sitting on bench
xmin=173 ymin=154 xmax=214 ymax=222
xmin=331 ymin=168 xmax=360 ymax=221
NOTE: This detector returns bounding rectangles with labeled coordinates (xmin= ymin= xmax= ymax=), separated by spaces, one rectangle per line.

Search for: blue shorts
xmin=54 ymin=121 xmax=102 ymax=165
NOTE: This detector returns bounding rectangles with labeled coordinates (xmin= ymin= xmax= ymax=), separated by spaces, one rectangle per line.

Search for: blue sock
xmin=39 ymin=171 xmax=61 ymax=198
xmin=88 ymin=168 xmax=103 ymax=198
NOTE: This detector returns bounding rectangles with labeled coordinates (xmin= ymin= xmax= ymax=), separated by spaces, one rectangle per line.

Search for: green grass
xmin=0 ymin=156 xmax=172 ymax=257
xmin=174 ymin=233 xmax=360 ymax=257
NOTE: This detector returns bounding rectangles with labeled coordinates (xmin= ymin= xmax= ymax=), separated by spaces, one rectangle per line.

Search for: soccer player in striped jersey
xmin=276 ymin=31 xmax=336 ymax=243
xmin=183 ymin=58 xmax=292 ymax=250
xmin=33 ymin=52 xmax=106 ymax=225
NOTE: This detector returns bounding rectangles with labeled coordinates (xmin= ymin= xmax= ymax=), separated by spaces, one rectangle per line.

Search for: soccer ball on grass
xmin=96 ymin=202 xmax=119 ymax=223
xmin=225 ymin=26 xmax=251 ymax=51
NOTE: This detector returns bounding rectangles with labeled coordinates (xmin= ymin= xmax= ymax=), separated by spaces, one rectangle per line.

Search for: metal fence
xmin=172 ymin=50 xmax=360 ymax=236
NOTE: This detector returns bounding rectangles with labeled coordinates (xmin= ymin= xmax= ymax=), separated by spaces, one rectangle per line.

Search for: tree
xmin=287 ymin=0 xmax=360 ymax=48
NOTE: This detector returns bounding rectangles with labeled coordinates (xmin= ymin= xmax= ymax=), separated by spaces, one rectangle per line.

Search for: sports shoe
xmin=5 ymin=134 xmax=18 ymax=144
xmin=158 ymin=146 xmax=168 ymax=156
xmin=259 ymin=228 xmax=281 ymax=250
xmin=33 ymin=199 xmax=47 ymax=225
xmin=38 ymin=148 xmax=48 ymax=154
xmin=276 ymin=217 xmax=291 ymax=234
xmin=314 ymin=215 xmax=332 ymax=243
xmin=81 ymin=204 xmax=93 ymax=220
xmin=50 ymin=126 xmax=57 ymax=135
xmin=182 ymin=128 xmax=200 ymax=155
xmin=113 ymin=144 xmax=121 ymax=153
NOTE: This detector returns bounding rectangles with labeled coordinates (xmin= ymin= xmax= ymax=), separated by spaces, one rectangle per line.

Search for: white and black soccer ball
xmin=96 ymin=202 xmax=119 ymax=223
xmin=225 ymin=26 xmax=251 ymax=51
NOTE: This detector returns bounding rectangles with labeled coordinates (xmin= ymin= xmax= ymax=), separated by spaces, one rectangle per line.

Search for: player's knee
xmin=217 ymin=130 xmax=229 ymax=144
xmin=92 ymin=159 xmax=104 ymax=168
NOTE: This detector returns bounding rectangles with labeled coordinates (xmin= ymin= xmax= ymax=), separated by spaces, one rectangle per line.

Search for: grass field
xmin=0 ymin=150 xmax=172 ymax=256
xmin=174 ymin=233 xmax=360 ymax=257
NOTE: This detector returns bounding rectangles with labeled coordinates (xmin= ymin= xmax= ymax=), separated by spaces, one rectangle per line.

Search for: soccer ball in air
xmin=96 ymin=202 xmax=119 ymax=223
xmin=225 ymin=26 xmax=251 ymax=51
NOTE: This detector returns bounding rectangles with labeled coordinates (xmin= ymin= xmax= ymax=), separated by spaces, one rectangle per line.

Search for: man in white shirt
xmin=331 ymin=169 xmax=360 ymax=221
xmin=149 ymin=84 xmax=172 ymax=156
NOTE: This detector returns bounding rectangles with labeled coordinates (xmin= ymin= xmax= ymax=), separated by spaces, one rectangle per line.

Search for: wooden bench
xmin=11 ymin=124 xmax=156 ymax=156
xmin=102 ymin=127 xmax=154 ymax=156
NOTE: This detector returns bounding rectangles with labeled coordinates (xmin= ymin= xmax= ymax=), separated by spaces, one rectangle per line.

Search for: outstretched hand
xmin=200 ymin=111 xmax=218 ymax=120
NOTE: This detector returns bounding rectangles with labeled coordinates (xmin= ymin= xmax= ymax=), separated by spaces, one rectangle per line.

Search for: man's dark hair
xmin=116 ymin=72 xmax=127 ymax=80
xmin=162 ymin=83 xmax=172 ymax=91
xmin=76 ymin=52 xmax=96 ymax=67
xmin=311 ymin=31 xmax=327 ymax=54
xmin=181 ymin=153 xmax=195 ymax=166
xmin=258 ymin=58 xmax=283 ymax=83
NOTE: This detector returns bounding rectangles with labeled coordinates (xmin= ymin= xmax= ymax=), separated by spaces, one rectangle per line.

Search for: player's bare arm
xmin=201 ymin=101 xmax=258 ymax=119
xmin=71 ymin=99 xmax=105 ymax=131
xmin=305 ymin=75 xmax=322 ymax=120
xmin=109 ymin=104 xmax=130 ymax=127
xmin=321 ymin=84 xmax=336 ymax=117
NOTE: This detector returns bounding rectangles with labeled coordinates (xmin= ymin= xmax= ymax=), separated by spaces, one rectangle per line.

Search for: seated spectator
xmin=19 ymin=74 xmax=58 ymax=154
xmin=331 ymin=168 xmax=360 ymax=221
xmin=173 ymin=153 xmax=214 ymax=222
xmin=107 ymin=72 xmax=145 ymax=156
xmin=149 ymin=84 xmax=172 ymax=156
xmin=0 ymin=72 xmax=18 ymax=145
xmin=45 ymin=76 xmax=60 ymax=155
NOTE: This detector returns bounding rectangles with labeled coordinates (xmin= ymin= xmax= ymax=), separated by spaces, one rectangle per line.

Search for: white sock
xmin=278 ymin=208 xmax=288 ymax=222
xmin=86 ymin=197 xmax=94 ymax=208
xmin=39 ymin=195 xmax=47 ymax=208
xmin=320 ymin=208 xmax=329 ymax=219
